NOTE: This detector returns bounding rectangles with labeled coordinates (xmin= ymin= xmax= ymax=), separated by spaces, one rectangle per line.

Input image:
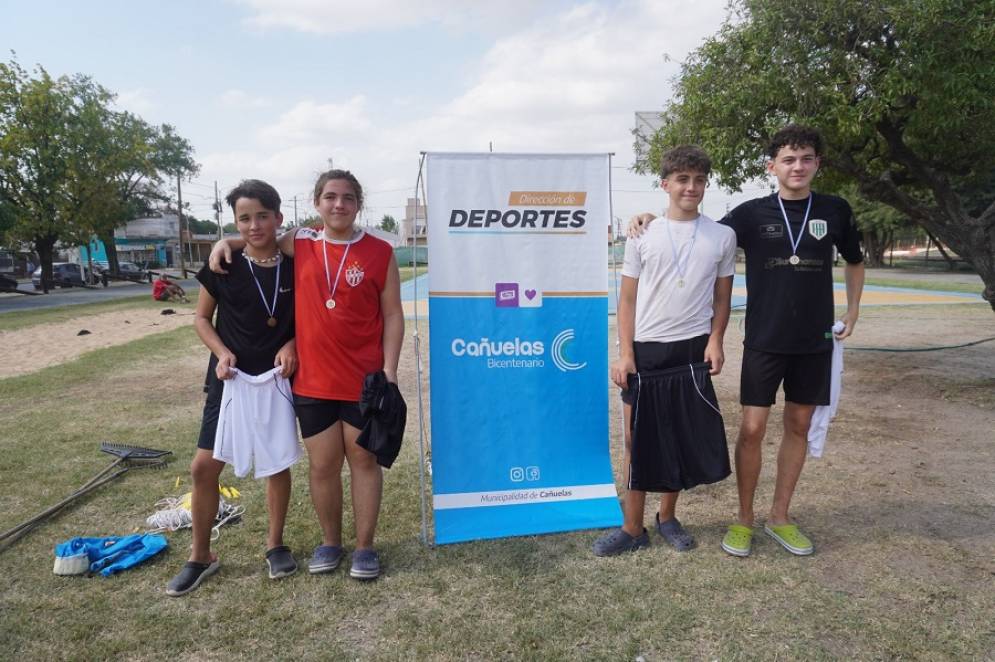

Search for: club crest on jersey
xmin=808 ymin=219 xmax=828 ymax=240
xmin=345 ymin=261 xmax=365 ymax=287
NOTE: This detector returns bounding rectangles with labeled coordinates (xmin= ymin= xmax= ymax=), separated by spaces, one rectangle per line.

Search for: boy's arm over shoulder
xmin=277 ymin=227 xmax=301 ymax=257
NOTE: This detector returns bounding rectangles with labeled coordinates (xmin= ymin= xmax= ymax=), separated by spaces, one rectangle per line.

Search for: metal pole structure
xmin=293 ymin=196 xmax=298 ymax=227
xmin=413 ymin=152 xmax=430 ymax=546
xmin=177 ymin=174 xmax=186 ymax=277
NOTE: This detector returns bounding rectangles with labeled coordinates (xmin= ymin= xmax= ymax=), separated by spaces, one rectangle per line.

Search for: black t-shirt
xmin=721 ymin=192 xmax=863 ymax=354
xmin=196 ymin=250 xmax=295 ymax=376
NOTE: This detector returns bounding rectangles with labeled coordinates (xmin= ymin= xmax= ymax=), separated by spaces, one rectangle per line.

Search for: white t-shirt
xmin=622 ymin=213 xmax=737 ymax=343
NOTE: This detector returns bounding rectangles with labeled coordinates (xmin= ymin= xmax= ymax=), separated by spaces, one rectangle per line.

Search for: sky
xmin=2 ymin=0 xmax=775 ymax=229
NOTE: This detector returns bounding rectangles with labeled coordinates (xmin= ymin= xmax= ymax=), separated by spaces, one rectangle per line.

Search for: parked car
xmin=94 ymin=260 xmax=147 ymax=279
xmin=116 ymin=261 xmax=148 ymax=280
xmin=32 ymin=263 xmax=92 ymax=289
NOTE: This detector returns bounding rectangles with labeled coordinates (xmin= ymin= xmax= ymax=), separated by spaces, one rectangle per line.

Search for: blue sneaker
xmin=350 ymin=549 xmax=381 ymax=580
xmin=308 ymin=545 xmax=343 ymax=574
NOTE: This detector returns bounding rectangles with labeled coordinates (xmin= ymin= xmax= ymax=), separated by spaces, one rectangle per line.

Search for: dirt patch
xmin=0 ymin=308 xmax=197 ymax=378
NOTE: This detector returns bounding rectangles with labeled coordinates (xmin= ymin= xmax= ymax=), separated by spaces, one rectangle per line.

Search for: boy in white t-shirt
xmin=594 ymin=146 xmax=737 ymax=556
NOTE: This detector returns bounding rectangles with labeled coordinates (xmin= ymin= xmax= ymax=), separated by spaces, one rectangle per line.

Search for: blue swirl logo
xmin=551 ymin=329 xmax=586 ymax=372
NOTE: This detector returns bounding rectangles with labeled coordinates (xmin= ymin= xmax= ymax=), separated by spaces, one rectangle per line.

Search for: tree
xmin=0 ymin=59 xmax=80 ymax=289
xmin=185 ymin=217 xmax=219 ymax=235
xmin=845 ymin=185 xmax=911 ymax=267
xmin=639 ymin=0 xmax=995 ymax=311
xmin=0 ymin=56 xmax=198 ymax=283
xmin=378 ymin=214 xmax=398 ymax=234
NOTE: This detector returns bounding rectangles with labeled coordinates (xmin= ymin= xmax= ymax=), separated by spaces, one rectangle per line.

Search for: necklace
xmin=243 ymin=253 xmax=281 ymax=327
xmin=664 ymin=214 xmax=700 ymax=288
xmin=321 ymin=230 xmax=357 ymax=310
xmin=244 ymin=251 xmax=281 ymax=264
xmin=777 ymin=194 xmax=812 ymax=265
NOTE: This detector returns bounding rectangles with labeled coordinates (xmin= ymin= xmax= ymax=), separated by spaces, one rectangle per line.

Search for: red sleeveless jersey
xmin=292 ymin=227 xmax=392 ymax=401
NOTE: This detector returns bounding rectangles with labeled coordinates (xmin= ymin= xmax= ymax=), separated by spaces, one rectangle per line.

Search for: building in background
xmin=401 ymin=198 xmax=428 ymax=246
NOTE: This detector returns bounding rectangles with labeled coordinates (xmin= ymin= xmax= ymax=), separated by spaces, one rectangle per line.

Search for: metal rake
xmin=0 ymin=442 xmax=173 ymax=552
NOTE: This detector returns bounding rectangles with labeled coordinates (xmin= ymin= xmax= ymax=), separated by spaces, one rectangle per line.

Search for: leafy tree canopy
xmin=639 ymin=0 xmax=995 ymax=309
xmin=378 ymin=214 xmax=398 ymax=234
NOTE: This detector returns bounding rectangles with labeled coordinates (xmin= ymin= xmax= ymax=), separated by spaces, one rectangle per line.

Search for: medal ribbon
xmin=322 ymin=231 xmax=353 ymax=305
xmin=244 ymin=253 xmax=281 ymax=320
xmin=664 ymin=215 xmax=700 ymax=284
xmin=777 ymin=193 xmax=812 ymax=258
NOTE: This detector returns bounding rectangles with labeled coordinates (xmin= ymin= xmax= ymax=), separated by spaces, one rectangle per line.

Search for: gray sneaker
xmin=350 ymin=549 xmax=381 ymax=580
xmin=592 ymin=527 xmax=650 ymax=557
xmin=265 ymin=546 xmax=298 ymax=579
xmin=166 ymin=559 xmax=220 ymax=597
xmin=656 ymin=514 xmax=695 ymax=551
xmin=308 ymin=545 xmax=343 ymax=574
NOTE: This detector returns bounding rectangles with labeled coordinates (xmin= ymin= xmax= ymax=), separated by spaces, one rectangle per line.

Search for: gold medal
xmin=267 ymin=316 xmax=277 ymax=327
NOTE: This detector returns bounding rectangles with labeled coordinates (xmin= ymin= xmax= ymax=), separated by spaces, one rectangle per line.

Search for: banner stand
xmin=412 ymin=152 xmax=431 ymax=546
xmin=409 ymin=151 xmax=623 ymax=547
xmin=422 ymin=151 xmax=622 ymax=545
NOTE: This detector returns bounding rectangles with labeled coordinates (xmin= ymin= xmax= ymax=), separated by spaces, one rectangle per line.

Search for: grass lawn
xmin=840 ymin=275 xmax=982 ymax=295
xmin=1 ymin=308 xmax=992 ymax=659
xmin=399 ymin=265 xmax=427 ymax=283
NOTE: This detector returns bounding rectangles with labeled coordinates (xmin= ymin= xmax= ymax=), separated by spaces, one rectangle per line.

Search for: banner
xmin=426 ymin=153 xmax=621 ymax=544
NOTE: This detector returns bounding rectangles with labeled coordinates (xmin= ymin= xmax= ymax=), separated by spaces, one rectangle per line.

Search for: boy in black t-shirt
xmin=166 ymin=179 xmax=299 ymax=596
xmin=629 ymin=125 xmax=865 ymax=557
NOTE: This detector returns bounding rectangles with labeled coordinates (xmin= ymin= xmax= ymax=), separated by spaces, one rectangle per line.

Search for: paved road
xmin=0 ymin=278 xmax=199 ymax=314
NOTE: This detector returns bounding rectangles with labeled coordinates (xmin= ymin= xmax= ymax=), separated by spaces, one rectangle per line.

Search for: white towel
xmin=807 ymin=321 xmax=846 ymax=458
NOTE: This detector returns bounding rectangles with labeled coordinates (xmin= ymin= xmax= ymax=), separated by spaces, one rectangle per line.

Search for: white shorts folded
xmin=213 ymin=367 xmax=301 ymax=478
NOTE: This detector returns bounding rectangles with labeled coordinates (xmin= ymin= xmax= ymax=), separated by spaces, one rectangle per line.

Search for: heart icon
xmin=525 ymin=289 xmax=537 ymax=300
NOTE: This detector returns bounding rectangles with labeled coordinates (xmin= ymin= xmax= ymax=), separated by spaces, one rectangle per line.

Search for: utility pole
xmin=177 ymin=174 xmax=186 ymax=278
xmin=293 ymin=196 xmax=298 ymax=227
xmin=215 ymin=181 xmax=222 ymax=240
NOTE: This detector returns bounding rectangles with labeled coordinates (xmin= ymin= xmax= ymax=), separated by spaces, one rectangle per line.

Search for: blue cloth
xmin=54 ymin=534 xmax=168 ymax=576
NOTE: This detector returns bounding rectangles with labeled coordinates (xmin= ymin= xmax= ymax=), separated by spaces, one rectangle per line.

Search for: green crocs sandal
xmin=764 ymin=524 xmax=814 ymax=556
xmin=721 ymin=524 xmax=753 ymax=557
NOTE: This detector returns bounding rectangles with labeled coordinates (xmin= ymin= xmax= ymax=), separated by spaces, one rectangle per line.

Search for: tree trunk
xmin=34 ymin=233 xmax=58 ymax=293
xmin=861 ymin=228 xmax=888 ymax=267
xmin=920 ymin=215 xmax=995 ymax=311
xmin=923 ymin=230 xmax=956 ymax=270
xmin=856 ymin=176 xmax=995 ymax=312
xmin=99 ymin=230 xmax=120 ymax=274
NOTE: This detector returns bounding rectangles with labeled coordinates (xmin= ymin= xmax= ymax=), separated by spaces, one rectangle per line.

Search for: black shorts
xmin=196 ymin=368 xmax=224 ymax=451
xmin=293 ymin=395 xmax=365 ymax=438
xmin=627 ymin=361 xmax=730 ymax=492
xmin=621 ymin=335 xmax=709 ymax=405
xmin=740 ymin=348 xmax=832 ymax=407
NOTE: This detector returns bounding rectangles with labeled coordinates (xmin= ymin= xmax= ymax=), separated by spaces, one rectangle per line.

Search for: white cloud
xmin=114 ymin=88 xmax=156 ymax=115
xmin=196 ymin=1 xmax=737 ymax=221
xmin=218 ymin=89 xmax=272 ymax=109
xmin=234 ymin=0 xmax=548 ymax=34
xmin=258 ymin=97 xmax=371 ymax=144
